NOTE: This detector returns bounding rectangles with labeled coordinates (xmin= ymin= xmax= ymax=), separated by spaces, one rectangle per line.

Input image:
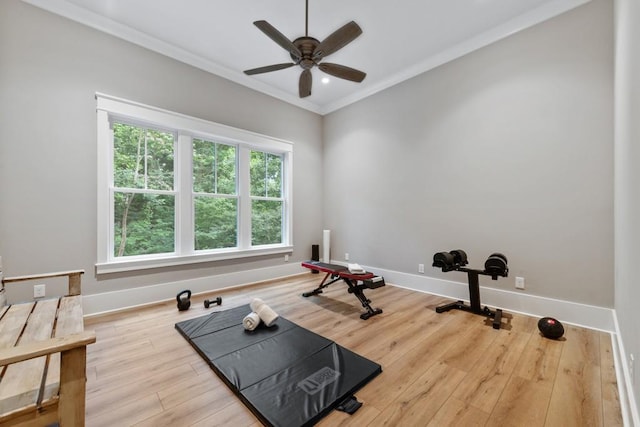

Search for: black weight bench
xmin=301 ymin=261 xmax=385 ymax=320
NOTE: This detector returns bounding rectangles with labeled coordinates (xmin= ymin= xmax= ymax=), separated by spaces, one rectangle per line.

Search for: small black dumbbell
xmin=204 ymin=296 xmax=222 ymax=308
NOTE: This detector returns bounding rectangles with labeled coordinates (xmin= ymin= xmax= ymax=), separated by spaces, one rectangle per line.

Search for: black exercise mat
xmin=175 ymin=304 xmax=382 ymax=427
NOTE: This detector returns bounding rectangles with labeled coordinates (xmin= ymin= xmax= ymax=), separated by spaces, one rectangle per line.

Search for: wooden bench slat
xmin=1 ymin=270 xmax=84 ymax=284
xmin=43 ymin=296 xmax=84 ymax=401
xmin=0 ymin=299 xmax=59 ymax=415
xmin=0 ymin=303 xmax=34 ymax=350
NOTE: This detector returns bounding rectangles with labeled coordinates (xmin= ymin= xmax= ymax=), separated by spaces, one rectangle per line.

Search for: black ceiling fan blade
xmin=299 ymin=69 xmax=312 ymax=98
xmin=244 ymin=63 xmax=295 ymax=75
xmin=253 ymin=20 xmax=302 ymax=60
xmin=313 ymin=21 xmax=362 ymax=61
xmin=318 ymin=63 xmax=366 ymax=83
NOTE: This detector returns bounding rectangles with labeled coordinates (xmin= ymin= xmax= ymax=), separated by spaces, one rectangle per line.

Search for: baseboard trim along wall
xmin=612 ymin=312 xmax=640 ymax=427
xmin=82 ymin=263 xmax=305 ymax=316
xmin=85 ymin=262 xmax=615 ymax=330
xmin=371 ymin=266 xmax=615 ymax=332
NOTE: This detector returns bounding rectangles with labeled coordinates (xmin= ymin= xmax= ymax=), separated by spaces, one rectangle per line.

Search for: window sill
xmin=95 ymin=245 xmax=294 ymax=275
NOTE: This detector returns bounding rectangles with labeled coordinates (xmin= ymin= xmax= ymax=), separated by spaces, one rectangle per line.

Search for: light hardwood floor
xmin=84 ymin=273 xmax=623 ymax=426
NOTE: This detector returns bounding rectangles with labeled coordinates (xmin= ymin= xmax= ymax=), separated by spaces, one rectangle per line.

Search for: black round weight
xmin=433 ymin=252 xmax=455 ymax=269
xmin=176 ymin=290 xmax=191 ymax=311
xmin=204 ymin=296 xmax=222 ymax=308
xmin=449 ymin=249 xmax=468 ymax=266
xmin=538 ymin=317 xmax=564 ymax=339
xmin=489 ymin=252 xmax=508 ymax=265
xmin=484 ymin=253 xmax=508 ymax=277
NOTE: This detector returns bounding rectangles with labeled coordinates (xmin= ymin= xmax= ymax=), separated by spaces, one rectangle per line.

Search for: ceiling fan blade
xmin=318 ymin=63 xmax=366 ymax=83
xmin=244 ymin=63 xmax=295 ymax=75
xmin=313 ymin=21 xmax=362 ymax=61
xmin=299 ymin=69 xmax=312 ymax=98
xmin=253 ymin=20 xmax=302 ymax=60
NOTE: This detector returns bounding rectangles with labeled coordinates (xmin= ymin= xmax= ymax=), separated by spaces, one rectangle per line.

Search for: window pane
xmin=217 ymin=144 xmax=236 ymax=194
xmin=113 ymin=123 xmax=174 ymax=190
xmin=250 ymin=151 xmax=266 ymax=196
xmin=193 ymin=139 xmax=236 ymax=194
xmin=266 ymin=154 xmax=282 ymax=198
xmin=251 ymin=200 xmax=282 ymax=245
xmin=145 ymin=129 xmax=174 ymax=191
xmin=194 ymin=196 xmax=237 ymax=250
xmin=113 ymin=123 xmax=145 ymax=188
xmin=193 ymin=139 xmax=214 ymax=193
xmin=250 ymin=151 xmax=283 ymax=197
xmin=113 ymin=192 xmax=175 ymax=257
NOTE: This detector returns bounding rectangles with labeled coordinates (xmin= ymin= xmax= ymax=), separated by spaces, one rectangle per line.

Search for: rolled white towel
xmin=255 ymin=303 xmax=279 ymax=327
xmin=243 ymin=312 xmax=261 ymax=331
xmin=250 ymin=297 xmax=265 ymax=312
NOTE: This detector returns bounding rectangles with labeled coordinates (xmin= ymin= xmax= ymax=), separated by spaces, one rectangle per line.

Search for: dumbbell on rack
xmin=432 ymin=249 xmax=509 ymax=329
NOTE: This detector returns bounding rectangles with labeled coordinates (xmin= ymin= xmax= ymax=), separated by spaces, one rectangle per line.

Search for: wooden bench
xmin=0 ymin=270 xmax=96 ymax=427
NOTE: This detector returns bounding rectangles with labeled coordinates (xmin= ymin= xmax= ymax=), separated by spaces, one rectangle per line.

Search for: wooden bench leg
xmin=59 ymin=346 xmax=87 ymax=427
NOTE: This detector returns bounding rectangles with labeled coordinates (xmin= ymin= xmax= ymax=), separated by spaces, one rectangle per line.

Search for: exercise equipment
xmin=301 ymin=261 xmax=385 ymax=320
xmin=538 ymin=317 xmax=564 ymax=339
xmin=432 ymin=250 xmax=509 ymax=329
xmin=175 ymin=304 xmax=381 ymax=426
xmin=204 ymin=296 xmax=222 ymax=308
xmin=484 ymin=253 xmax=508 ymax=279
xmin=176 ymin=290 xmax=191 ymax=311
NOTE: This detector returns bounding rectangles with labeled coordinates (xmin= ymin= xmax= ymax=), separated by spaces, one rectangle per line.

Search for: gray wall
xmin=614 ymin=0 xmax=640 ymax=415
xmin=323 ymin=0 xmax=614 ymax=307
xmin=0 ymin=0 xmax=323 ymax=299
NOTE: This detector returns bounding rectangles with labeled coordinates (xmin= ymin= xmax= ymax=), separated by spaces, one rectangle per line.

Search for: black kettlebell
xmin=176 ymin=290 xmax=191 ymax=311
xmin=538 ymin=317 xmax=564 ymax=339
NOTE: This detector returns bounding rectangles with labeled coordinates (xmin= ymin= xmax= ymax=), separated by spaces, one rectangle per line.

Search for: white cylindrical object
xmin=243 ymin=312 xmax=261 ymax=331
xmin=323 ymin=229 xmax=331 ymax=262
xmin=256 ymin=304 xmax=279 ymax=327
xmin=250 ymin=298 xmax=265 ymax=312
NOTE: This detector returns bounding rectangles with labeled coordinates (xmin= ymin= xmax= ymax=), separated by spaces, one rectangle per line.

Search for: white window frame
xmin=96 ymin=93 xmax=293 ymax=274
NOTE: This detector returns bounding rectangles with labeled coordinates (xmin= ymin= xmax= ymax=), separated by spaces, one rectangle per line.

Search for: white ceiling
xmin=23 ymin=0 xmax=590 ymax=115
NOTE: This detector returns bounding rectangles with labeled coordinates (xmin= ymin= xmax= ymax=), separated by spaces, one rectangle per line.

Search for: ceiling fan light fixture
xmin=243 ymin=1 xmax=366 ymax=98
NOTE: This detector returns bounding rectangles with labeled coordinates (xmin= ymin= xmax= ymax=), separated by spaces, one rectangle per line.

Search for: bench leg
xmin=59 ymin=346 xmax=87 ymax=426
xmin=302 ymin=272 xmax=342 ymax=297
xmin=344 ymin=278 xmax=383 ymax=320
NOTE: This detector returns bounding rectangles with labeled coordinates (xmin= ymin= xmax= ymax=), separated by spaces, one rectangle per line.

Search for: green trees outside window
xmin=113 ymin=123 xmax=175 ymax=257
xmin=193 ymin=139 xmax=237 ymax=250
xmin=111 ymin=123 xmax=286 ymax=258
xmin=250 ymin=151 xmax=283 ymax=246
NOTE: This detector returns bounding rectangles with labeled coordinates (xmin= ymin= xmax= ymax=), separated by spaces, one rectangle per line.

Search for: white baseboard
xmin=364 ymin=266 xmax=615 ymax=332
xmin=612 ymin=312 xmax=640 ymax=427
xmin=83 ymin=263 xmax=303 ymax=316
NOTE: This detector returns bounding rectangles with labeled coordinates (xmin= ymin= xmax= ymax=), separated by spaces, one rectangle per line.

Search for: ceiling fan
xmin=244 ymin=0 xmax=366 ymax=98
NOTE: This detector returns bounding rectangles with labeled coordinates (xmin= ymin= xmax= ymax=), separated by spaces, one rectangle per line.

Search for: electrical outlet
xmin=284 ymin=254 xmax=289 ymax=262
xmin=418 ymin=264 xmax=425 ymax=274
xmin=630 ymin=354 xmax=635 ymax=385
xmin=34 ymin=284 xmax=46 ymax=299
xmin=345 ymin=253 xmax=349 ymax=261
xmin=515 ymin=277 xmax=525 ymax=290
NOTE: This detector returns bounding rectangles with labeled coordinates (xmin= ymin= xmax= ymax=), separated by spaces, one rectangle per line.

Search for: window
xmin=96 ymin=94 xmax=292 ymax=273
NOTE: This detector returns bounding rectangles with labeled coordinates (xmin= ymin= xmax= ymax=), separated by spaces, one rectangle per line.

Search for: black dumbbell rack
xmin=435 ymin=267 xmax=504 ymax=330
